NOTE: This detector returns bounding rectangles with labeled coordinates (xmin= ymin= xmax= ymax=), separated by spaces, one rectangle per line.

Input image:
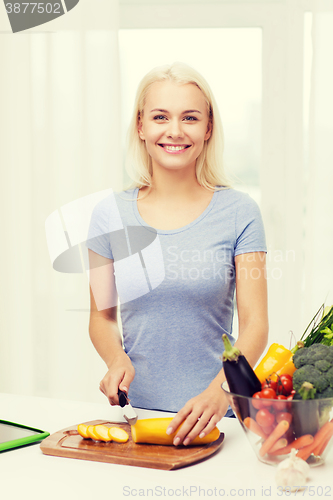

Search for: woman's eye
xmin=152 ymin=115 xmax=197 ymax=121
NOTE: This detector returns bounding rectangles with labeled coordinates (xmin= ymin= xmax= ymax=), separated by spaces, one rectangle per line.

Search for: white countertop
xmin=1 ymin=393 xmax=332 ymax=500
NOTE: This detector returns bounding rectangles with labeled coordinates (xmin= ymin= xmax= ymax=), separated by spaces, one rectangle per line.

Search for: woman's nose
xmin=166 ymin=119 xmax=184 ymax=138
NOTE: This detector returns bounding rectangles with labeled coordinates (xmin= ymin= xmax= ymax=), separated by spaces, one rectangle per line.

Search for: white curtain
xmin=303 ymin=9 xmax=333 ymax=324
xmin=0 ymin=1 xmax=122 ymax=403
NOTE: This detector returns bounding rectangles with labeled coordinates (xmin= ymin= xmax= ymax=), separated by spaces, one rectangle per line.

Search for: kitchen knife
xmin=117 ymin=389 xmax=138 ymax=425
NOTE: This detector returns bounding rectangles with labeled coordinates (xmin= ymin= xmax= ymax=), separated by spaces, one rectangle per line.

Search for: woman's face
xmin=138 ymin=80 xmax=212 ymax=175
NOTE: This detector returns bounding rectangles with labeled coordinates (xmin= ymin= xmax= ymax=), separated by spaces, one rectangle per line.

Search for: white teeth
xmin=163 ymin=145 xmax=188 ymax=151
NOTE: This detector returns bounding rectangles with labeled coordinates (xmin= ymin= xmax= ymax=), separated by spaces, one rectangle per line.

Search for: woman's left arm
xmin=232 ymin=251 xmax=269 ymax=366
xmin=167 ymin=252 xmax=269 ymax=445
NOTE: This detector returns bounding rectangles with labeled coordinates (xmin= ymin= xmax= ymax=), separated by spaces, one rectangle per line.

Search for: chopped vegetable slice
xmin=77 ymin=424 xmax=89 ymax=439
xmin=108 ymin=426 xmax=129 ymax=443
xmin=94 ymin=425 xmax=113 ymax=442
xmin=86 ymin=425 xmax=101 ymax=441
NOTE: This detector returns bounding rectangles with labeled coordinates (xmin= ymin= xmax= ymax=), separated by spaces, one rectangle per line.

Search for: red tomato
xmin=260 ymin=388 xmax=277 ymax=407
xmin=286 ymin=392 xmax=294 ymax=410
xmin=261 ymin=388 xmax=277 ymax=399
xmin=275 ymin=411 xmax=292 ymax=425
xmin=256 ymin=408 xmax=275 ymax=427
xmin=261 ymin=379 xmax=278 ymax=392
xmin=273 ymin=395 xmax=287 ymax=412
xmin=279 ymin=374 xmax=293 ymax=396
xmin=252 ymin=392 xmax=264 ymax=410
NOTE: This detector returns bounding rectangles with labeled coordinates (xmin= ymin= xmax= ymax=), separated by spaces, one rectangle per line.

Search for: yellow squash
xmin=86 ymin=425 xmax=101 ymax=441
xmin=77 ymin=424 xmax=89 ymax=439
xmin=94 ymin=425 xmax=113 ymax=442
xmin=131 ymin=417 xmax=220 ymax=446
xmin=77 ymin=424 xmax=129 ymax=443
xmin=108 ymin=426 xmax=129 ymax=443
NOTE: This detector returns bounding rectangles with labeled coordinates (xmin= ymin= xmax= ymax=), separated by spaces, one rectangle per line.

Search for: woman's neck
xmin=144 ymin=164 xmax=205 ymax=201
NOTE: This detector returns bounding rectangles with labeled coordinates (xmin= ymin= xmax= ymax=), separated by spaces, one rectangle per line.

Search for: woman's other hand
xmin=166 ymin=380 xmax=228 ymax=445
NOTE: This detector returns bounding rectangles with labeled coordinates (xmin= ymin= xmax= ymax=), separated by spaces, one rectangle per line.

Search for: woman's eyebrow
xmin=149 ymin=108 xmax=202 ymax=114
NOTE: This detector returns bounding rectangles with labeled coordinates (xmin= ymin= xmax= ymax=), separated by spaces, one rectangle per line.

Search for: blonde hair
xmin=124 ymin=62 xmax=232 ymax=191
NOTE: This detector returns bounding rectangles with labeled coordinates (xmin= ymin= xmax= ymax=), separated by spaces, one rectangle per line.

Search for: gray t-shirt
xmin=86 ymin=187 xmax=267 ymax=412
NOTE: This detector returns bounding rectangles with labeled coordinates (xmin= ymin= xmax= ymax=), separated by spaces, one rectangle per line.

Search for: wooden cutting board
xmin=40 ymin=420 xmax=224 ymax=470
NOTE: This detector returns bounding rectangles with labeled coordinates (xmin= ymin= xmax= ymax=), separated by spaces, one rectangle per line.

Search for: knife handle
xmin=117 ymin=389 xmax=128 ymax=408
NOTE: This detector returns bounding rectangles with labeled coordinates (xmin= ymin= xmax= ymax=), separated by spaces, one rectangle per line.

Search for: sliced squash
xmin=108 ymin=426 xmax=129 ymax=443
xmin=77 ymin=424 xmax=90 ymax=439
xmin=86 ymin=425 xmax=101 ymax=441
xmin=131 ymin=418 xmax=220 ymax=446
xmin=94 ymin=425 xmax=113 ymax=442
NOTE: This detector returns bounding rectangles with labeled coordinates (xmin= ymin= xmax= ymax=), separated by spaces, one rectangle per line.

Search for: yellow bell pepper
xmin=270 ymin=354 xmax=296 ymax=382
xmin=254 ymin=343 xmax=294 ymax=383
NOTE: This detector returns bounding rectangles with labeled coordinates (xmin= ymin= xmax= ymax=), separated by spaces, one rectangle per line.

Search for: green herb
xmin=300 ymin=303 xmax=333 ymax=347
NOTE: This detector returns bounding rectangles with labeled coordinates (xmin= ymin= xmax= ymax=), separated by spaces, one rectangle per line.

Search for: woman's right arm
xmin=88 ymin=249 xmax=135 ymax=405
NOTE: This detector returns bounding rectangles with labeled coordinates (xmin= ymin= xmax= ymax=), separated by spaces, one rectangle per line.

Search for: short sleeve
xmin=234 ymin=194 xmax=267 ymax=256
xmin=85 ymin=196 xmax=114 ymax=260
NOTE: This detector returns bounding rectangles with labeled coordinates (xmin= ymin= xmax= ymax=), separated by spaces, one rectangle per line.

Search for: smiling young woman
xmin=138 ymin=81 xmax=212 ymax=174
xmin=135 ymin=80 xmax=214 ymax=229
xmin=86 ymin=62 xmax=268 ymax=447
xmin=125 ymin=62 xmax=229 ymax=193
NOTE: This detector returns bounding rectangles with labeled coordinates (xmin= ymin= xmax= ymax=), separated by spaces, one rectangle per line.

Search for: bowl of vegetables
xmin=221 ymin=334 xmax=333 ymax=467
xmin=222 ymin=380 xmax=333 ymax=467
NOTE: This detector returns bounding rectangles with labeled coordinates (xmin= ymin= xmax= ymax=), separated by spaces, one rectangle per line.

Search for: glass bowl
xmin=222 ymin=381 xmax=333 ymax=467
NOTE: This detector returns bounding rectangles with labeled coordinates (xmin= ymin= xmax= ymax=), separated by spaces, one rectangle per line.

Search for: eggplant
xmin=222 ymin=334 xmax=262 ymax=396
xmin=222 ymin=334 xmax=262 ymax=420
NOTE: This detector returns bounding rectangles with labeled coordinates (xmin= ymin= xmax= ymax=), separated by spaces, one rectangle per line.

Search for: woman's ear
xmin=205 ymin=120 xmax=212 ymax=141
xmin=137 ymin=113 xmax=145 ymax=141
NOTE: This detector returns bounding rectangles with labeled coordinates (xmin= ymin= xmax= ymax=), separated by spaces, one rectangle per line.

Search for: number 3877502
xmin=5 ymin=3 xmax=62 ymax=14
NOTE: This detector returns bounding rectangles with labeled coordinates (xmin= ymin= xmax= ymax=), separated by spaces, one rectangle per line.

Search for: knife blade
xmin=117 ymin=389 xmax=138 ymax=426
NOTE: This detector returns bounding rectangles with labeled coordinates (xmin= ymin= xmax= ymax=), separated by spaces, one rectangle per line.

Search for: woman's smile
xmin=158 ymin=143 xmax=192 ymax=154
